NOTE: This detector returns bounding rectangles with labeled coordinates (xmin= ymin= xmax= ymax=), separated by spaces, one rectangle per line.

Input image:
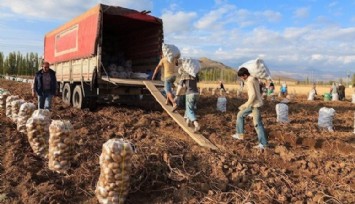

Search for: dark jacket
xmin=33 ymin=69 xmax=57 ymax=96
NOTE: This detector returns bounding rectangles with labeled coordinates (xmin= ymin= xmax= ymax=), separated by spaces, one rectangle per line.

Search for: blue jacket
xmin=33 ymin=69 xmax=57 ymax=96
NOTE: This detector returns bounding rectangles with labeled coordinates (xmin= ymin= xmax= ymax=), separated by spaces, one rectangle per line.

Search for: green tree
xmin=352 ymin=73 xmax=355 ymax=86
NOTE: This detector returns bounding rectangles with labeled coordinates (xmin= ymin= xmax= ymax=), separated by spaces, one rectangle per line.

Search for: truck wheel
xmin=72 ymin=85 xmax=85 ymax=109
xmin=62 ymin=83 xmax=72 ymax=105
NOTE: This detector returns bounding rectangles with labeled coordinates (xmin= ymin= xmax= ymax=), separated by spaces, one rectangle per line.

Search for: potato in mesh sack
xmin=238 ymin=58 xmax=272 ymax=80
xmin=0 ymin=90 xmax=10 ymax=110
xmin=162 ymin=43 xmax=180 ymax=63
xmin=5 ymin=95 xmax=20 ymax=118
xmin=95 ymin=138 xmax=135 ymax=204
xmin=11 ymin=99 xmax=26 ymax=123
xmin=26 ymin=109 xmax=51 ymax=158
xmin=48 ymin=120 xmax=73 ymax=173
xmin=17 ymin=102 xmax=36 ymax=133
xmin=179 ymin=58 xmax=201 ymax=78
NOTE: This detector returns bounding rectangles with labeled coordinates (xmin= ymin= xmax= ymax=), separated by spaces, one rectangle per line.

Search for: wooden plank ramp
xmin=143 ymin=81 xmax=218 ymax=150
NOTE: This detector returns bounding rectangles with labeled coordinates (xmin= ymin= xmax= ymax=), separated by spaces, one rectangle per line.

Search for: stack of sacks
xmin=95 ymin=138 xmax=135 ymax=204
xmin=0 ymin=90 xmax=10 ymax=109
xmin=5 ymin=95 xmax=20 ymax=118
xmin=318 ymin=107 xmax=335 ymax=132
xmin=17 ymin=102 xmax=36 ymax=133
xmin=130 ymin=72 xmax=149 ymax=79
xmin=11 ymin=99 xmax=26 ymax=123
xmin=26 ymin=109 xmax=51 ymax=158
xmin=48 ymin=120 xmax=73 ymax=173
xmin=179 ymin=58 xmax=201 ymax=77
xmin=238 ymin=58 xmax=272 ymax=80
xmin=162 ymin=43 xmax=180 ymax=63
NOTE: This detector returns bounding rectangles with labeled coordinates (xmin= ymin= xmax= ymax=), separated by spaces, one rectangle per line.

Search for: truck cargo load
xmin=44 ymin=4 xmax=164 ymax=109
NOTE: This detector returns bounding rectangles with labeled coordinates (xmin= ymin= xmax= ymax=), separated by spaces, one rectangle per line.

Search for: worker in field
xmin=338 ymin=83 xmax=345 ymax=100
xmin=32 ymin=61 xmax=57 ymax=110
xmin=280 ymin=81 xmax=287 ymax=97
xmin=152 ymin=56 xmax=178 ymax=109
xmin=178 ymin=73 xmax=200 ymax=132
xmin=232 ymin=67 xmax=268 ymax=150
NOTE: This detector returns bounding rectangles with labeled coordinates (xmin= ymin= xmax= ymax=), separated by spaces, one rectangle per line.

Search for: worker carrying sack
xmin=238 ymin=58 xmax=272 ymax=80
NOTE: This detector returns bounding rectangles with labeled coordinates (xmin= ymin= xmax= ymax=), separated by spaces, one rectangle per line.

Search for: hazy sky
xmin=0 ymin=0 xmax=354 ymax=80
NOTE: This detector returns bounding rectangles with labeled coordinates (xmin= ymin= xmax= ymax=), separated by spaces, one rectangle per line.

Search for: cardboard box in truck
xmin=44 ymin=4 xmax=164 ymax=109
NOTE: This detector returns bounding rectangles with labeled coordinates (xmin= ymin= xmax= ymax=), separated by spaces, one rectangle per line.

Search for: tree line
xmin=0 ymin=51 xmax=40 ymax=77
xmin=198 ymin=67 xmax=238 ymax=83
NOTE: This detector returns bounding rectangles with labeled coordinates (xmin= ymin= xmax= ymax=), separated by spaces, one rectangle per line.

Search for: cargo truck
xmin=44 ymin=4 xmax=217 ymax=150
xmin=44 ymin=4 xmax=164 ymax=109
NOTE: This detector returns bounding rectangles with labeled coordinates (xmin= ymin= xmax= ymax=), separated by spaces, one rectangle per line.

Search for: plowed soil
xmin=0 ymin=79 xmax=354 ymax=204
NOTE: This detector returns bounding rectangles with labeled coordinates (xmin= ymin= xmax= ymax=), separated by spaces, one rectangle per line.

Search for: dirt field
xmin=0 ymin=79 xmax=354 ymax=204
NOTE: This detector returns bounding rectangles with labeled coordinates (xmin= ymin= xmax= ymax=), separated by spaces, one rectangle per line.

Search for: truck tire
xmin=72 ymin=85 xmax=85 ymax=109
xmin=62 ymin=83 xmax=72 ymax=105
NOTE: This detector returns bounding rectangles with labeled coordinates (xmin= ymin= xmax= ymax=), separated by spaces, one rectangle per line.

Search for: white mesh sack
xmin=352 ymin=94 xmax=355 ymax=104
xmin=238 ymin=58 xmax=272 ymax=79
xmin=332 ymin=93 xmax=339 ymax=101
xmin=318 ymin=107 xmax=335 ymax=132
xmin=217 ymin=97 xmax=227 ymax=112
xmin=48 ymin=120 xmax=73 ymax=173
xmin=180 ymin=58 xmax=201 ymax=77
xmin=276 ymin=103 xmax=289 ymax=123
xmin=307 ymin=89 xmax=316 ymax=101
xmin=26 ymin=109 xmax=51 ymax=158
xmin=5 ymin=95 xmax=20 ymax=118
xmin=162 ymin=43 xmax=180 ymax=63
xmin=0 ymin=90 xmax=10 ymax=110
xmin=95 ymin=138 xmax=135 ymax=204
xmin=11 ymin=99 xmax=26 ymax=123
xmin=17 ymin=102 xmax=36 ymax=133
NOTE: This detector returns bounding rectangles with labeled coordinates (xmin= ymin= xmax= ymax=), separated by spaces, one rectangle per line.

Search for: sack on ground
xmin=332 ymin=93 xmax=339 ymax=101
xmin=26 ymin=109 xmax=51 ymax=158
xmin=276 ymin=103 xmax=289 ymax=123
xmin=217 ymin=97 xmax=227 ymax=112
xmin=48 ymin=120 xmax=73 ymax=173
xmin=238 ymin=58 xmax=271 ymax=79
xmin=5 ymin=95 xmax=20 ymax=118
xmin=162 ymin=43 xmax=180 ymax=63
xmin=352 ymin=94 xmax=355 ymax=104
xmin=308 ymin=89 xmax=316 ymax=101
xmin=11 ymin=99 xmax=26 ymax=123
xmin=17 ymin=102 xmax=36 ymax=133
xmin=0 ymin=90 xmax=10 ymax=109
xmin=318 ymin=107 xmax=335 ymax=132
xmin=95 ymin=138 xmax=135 ymax=204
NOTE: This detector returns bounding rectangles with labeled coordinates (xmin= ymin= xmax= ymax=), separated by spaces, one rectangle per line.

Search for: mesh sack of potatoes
xmin=95 ymin=138 xmax=135 ymax=204
xmin=17 ymin=102 xmax=36 ymax=133
xmin=238 ymin=58 xmax=272 ymax=80
xmin=0 ymin=90 xmax=10 ymax=110
xmin=48 ymin=120 xmax=73 ymax=173
xmin=11 ymin=99 xmax=26 ymax=123
xmin=26 ymin=109 xmax=51 ymax=158
xmin=5 ymin=95 xmax=20 ymax=118
xmin=162 ymin=43 xmax=181 ymax=63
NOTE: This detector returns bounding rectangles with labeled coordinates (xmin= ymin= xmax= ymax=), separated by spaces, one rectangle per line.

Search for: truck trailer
xmin=44 ymin=4 xmax=164 ymax=109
